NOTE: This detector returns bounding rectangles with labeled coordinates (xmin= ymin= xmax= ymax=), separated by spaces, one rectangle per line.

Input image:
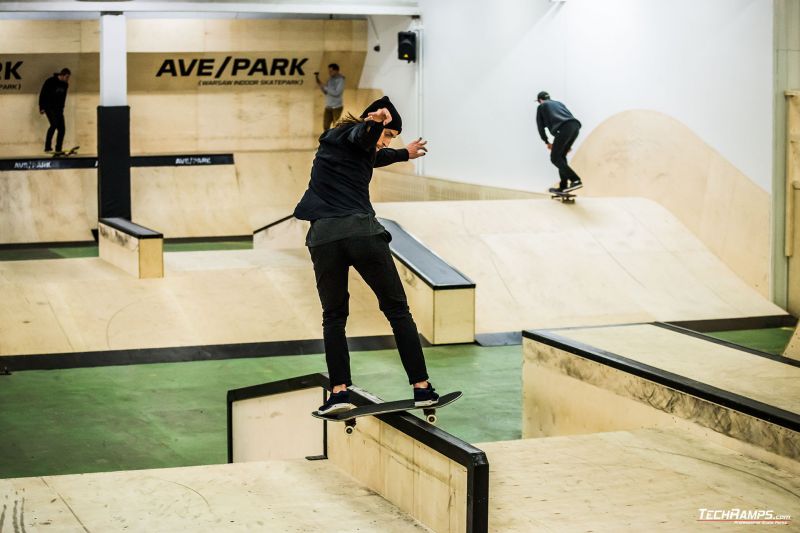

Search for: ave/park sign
xmin=0 ymin=52 xmax=324 ymax=93
xmin=156 ymin=57 xmax=308 ymax=78
xmin=0 ymin=60 xmax=24 ymax=91
xmin=131 ymin=52 xmax=322 ymax=91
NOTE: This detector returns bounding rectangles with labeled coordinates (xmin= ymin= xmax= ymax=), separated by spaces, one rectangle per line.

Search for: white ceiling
xmin=0 ymin=0 xmax=420 ymax=15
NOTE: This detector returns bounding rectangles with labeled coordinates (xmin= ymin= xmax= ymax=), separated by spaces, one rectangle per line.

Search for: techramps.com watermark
xmin=698 ymin=508 xmax=792 ymax=525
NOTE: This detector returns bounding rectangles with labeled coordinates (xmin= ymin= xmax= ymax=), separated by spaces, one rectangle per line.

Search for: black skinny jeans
xmin=551 ymin=119 xmax=581 ymax=188
xmin=44 ymin=109 xmax=65 ymax=152
xmin=309 ymin=233 xmax=429 ymax=387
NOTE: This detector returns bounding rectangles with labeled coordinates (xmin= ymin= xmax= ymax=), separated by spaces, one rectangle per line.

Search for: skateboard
xmin=549 ymin=187 xmax=576 ymax=204
xmin=52 ymin=146 xmax=79 ymax=158
xmin=312 ymin=391 xmax=462 ymax=434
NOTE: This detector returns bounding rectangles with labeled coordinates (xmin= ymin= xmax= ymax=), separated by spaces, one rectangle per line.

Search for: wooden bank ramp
xmin=375 ymin=198 xmax=784 ymax=332
xmin=0 ymin=248 xmax=398 ymax=365
xmin=482 ymin=428 xmax=799 ymax=531
xmin=0 ymin=460 xmax=434 ymax=532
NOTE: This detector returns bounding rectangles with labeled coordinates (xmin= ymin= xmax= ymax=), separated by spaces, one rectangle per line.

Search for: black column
xmin=97 ymin=105 xmax=131 ymax=220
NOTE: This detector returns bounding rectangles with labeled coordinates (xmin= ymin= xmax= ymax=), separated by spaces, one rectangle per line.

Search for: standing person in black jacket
xmin=294 ymin=95 xmax=437 ymax=416
xmin=38 ymin=68 xmax=71 ymax=153
xmin=536 ymin=91 xmax=583 ymax=193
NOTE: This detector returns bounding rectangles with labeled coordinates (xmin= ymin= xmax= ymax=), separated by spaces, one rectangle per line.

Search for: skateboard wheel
xmin=426 ymin=414 xmax=437 ymax=424
xmin=345 ymin=426 xmax=354 ymax=435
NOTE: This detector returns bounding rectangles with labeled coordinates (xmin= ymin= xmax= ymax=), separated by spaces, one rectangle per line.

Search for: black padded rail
xmin=0 ymin=156 xmax=97 ymax=171
xmin=99 ymin=217 xmax=162 ymax=239
xmin=666 ymin=314 xmax=796 ymax=333
xmin=522 ymin=329 xmax=800 ymax=433
xmin=227 ymin=373 xmax=489 ymax=533
xmin=131 ymin=153 xmax=234 ymax=167
xmin=378 ymin=217 xmax=475 ymax=290
xmin=0 ymin=153 xmax=233 ymax=171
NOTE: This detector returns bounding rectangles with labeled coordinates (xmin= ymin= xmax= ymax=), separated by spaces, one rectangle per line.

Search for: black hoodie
xmin=293 ymin=120 xmax=408 ymax=222
xmin=39 ymin=74 xmax=69 ymax=111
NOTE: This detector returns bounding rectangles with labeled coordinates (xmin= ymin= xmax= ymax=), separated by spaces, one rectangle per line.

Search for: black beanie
xmin=360 ymin=95 xmax=403 ymax=133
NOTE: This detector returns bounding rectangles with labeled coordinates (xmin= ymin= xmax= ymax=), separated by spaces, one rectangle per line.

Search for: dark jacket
xmin=536 ymin=100 xmax=580 ymax=143
xmin=294 ymin=120 xmax=409 ymax=221
xmin=39 ymin=74 xmax=69 ymax=111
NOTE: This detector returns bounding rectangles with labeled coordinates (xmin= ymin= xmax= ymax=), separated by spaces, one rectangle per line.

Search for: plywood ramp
xmin=0 ymin=166 xmax=97 ymax=244
xmin=0 ymin=249 xmax=391 ymax=357
xmin=523 ymin=325 xmax=799 ymax=467
xmin=0 ymin=460 xmax=431 ymax=532
xmin=571 ymin=110 xmax=770 ymax=297
xmin=482 ymin=429 xmax=799 ymax=532
xmin=375 ymin=198 xmax=783 ymax=333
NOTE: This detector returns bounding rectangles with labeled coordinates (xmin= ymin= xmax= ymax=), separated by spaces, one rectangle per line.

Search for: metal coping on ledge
xmin=253 ymin=214 xmax=295 ymax=235
xmin=655 ymin=321 xmax=800 ymax=368
xmin=521 ymin=328 xmax=800 ymax=433
xmin=0 ymin=235 xmax=253 ymax=249
xmin=226 ymin=372 xmax=489 ymax=533
xmin=99 ymin=217 xmax=163 ymax=239
xmin=0 ymin=153 xmax=234 ymax=171
xmin=665 ymin=314 xmax=797 ymax=333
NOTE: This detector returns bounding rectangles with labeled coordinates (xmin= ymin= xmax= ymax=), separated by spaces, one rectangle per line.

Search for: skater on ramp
xmin=38 ymin=67 xmax=71 ymax=154
xmin=536 ymin=90 xmax=583 ymax=194
xmin=293 ymin=96 xmax=436 ymax=416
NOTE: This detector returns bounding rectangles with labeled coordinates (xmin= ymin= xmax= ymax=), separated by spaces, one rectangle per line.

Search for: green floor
xmin=0 ymin=242 xmax=794 ymax=479
xmin=0 ymin=344 xmax=520 ymax=479
xmin=706 ymin=327 xmax=794 ymax=355
xmin=0 ymin=240 xmax=251 ymax=262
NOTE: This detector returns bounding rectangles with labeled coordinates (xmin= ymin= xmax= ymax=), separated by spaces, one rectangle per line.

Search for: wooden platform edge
xmin=522 ymin=328 xmax=800 ymax=433
xmin=227 ymin=374 xmax=489 ymax=533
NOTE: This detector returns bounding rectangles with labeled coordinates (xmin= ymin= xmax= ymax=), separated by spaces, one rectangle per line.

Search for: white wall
xmin=359 ymin=15 xmax=420 ymax=146
xmin=380 ymin=0 xmax=773 ymax=192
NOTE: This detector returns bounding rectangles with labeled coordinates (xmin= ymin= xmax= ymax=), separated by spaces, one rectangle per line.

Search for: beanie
xmin=360 ymin=95 xmax=403 ymax=133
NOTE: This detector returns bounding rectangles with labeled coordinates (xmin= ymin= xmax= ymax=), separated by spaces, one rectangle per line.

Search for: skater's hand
xmin=366 ymin=107 xmax=393 ymax=126
xmin=406 ymin=138 xmax=428 ymax=159
xmin=546 ymin=143 xmax=552 ymax=151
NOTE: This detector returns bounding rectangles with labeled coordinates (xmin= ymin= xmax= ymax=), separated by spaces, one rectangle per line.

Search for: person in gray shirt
xmin=315 ymin=63 xmax=345 ymax=131
xmin=536 ymin=91 xmax=583 ymax=193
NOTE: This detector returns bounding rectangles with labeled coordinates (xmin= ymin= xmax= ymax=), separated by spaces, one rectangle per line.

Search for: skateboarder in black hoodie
xmin=536 ymin=91 xmax=583 ymax=193
xmin=293 ymin=96 xmax=438 ymax=416
xmin=38 ymin=68 xmax=71 ymax=153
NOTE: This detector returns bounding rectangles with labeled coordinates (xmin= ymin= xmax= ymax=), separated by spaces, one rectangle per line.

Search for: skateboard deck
xmin=313 ymin=391 xmax=462 ymax=433
xmin=549 ymin=187 xmax=576 ymax=203
xmin=52 ymin=146 xmax=79 ymax=158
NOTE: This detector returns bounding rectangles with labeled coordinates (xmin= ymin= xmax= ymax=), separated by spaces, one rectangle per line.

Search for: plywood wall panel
xmin=572 ymin=110 xmax=771 ymax=297
xmin=0 ymin=20 xmax=96 ymax=53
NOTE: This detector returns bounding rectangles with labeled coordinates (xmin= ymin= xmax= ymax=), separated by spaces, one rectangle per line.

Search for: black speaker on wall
xmin=398 ymin=31 xmax=417 ymax=63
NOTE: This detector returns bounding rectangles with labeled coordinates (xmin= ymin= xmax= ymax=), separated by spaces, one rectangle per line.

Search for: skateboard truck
xmin=313 ymin=391 xmax=462 ymax=435
xmin=341 ymin=408 xmax=438 ymax=435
